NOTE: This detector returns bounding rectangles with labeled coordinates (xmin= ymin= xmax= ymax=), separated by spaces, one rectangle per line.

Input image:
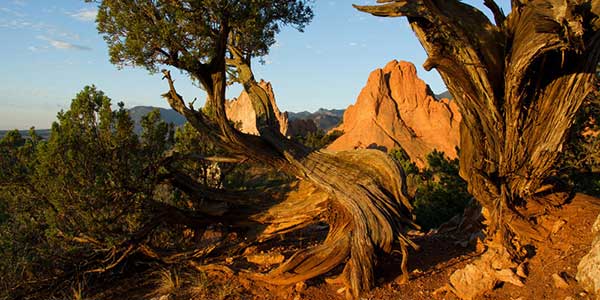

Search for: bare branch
xmin=484 ymin=0 xmax=506 ymax=26
xmin=161 ymin=70 xmax=188 ymax=114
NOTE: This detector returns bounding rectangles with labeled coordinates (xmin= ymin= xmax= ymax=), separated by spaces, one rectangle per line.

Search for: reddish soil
xmin=93 ymin=194 xmax=600 ymax=300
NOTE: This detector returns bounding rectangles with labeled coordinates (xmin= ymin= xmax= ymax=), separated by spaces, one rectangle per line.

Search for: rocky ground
xmin=89 ymin=193 xmax=600 ymax=300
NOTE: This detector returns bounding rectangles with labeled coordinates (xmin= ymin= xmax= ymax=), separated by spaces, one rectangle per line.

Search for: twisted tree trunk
xmin=355 ymin=0 xmax=600 ymax=298
xmin=159 ymin=45 xmax=418 ymax=298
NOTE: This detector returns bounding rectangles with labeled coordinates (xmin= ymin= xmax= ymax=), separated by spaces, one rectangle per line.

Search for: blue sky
xmin=0 ymin=0 xmax=511 ymax=129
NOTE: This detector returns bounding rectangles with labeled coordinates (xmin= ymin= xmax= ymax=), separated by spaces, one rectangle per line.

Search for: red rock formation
xmin=327 ymin=60 xmax=461 ymax=168
xmin=226 ymin=80 xmax=289 ymax=136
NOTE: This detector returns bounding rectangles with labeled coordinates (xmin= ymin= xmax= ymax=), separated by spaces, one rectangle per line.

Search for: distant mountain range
xmin=436 ymin=91 xmax=453 ymax=100
xmin=1 ymin=90 xmax=451 ymax=139
xmin=287 ymin=108 xmax=345 ymax=132
xmin=0 ymin=106 xmax=350 ymax=139
xmin=129 ymin=106 xmax=346 ymax=133
xmin=128 ymin=106 xmax=187 ymax=133
xmin=0 ymin=128 xmax=51 ymax=140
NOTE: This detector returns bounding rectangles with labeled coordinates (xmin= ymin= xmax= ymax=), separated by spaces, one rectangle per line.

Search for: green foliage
xmin=93 ymin=0 xmax=313 ymax=74
xmin=559 ymin=68 xmax=600 ymax=196
xmin=390 ymin=149 xmax=471 ymax=230
xmin=294 ymin=129 xmax=343 ymax=150
xmin=0 ymin=86 xmax=172 ymax=298
xmin=174 ymin=122 xmax=224 ymax=188
xmin=389 ymin=148 xmax=419 ymax=175
xmin=35 ymin=86 xmax=148 ymax=247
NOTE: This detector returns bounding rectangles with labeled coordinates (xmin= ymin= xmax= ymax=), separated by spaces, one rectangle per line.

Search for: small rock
xmin=295 ymin=281 xmax=306 ymax=292
xmin=577 ymin=213 xmax=600 ymax=296
xmin=496 ymin=269 xmax=524 ymax=287
xmin=552 ymin=219 xmax=567 ymax=234
xmin=242 ymin=246 xmax=258 ymax=256
xmin=564 ymin=297 xmax=574 ymax=300
xmin=150 ymin=296 xmax=171 ymax=300
xmin=593 ymin=214 xmax=600 ymax=233
xmin=449 ymin=263 xmax=496 ymax=300
xmin=246 ymin=252 xmax=285 ymax=266
xmin=552 ymin=273 xmax=569 ymax=289
xmin=516 ymin=263 xmax=528 ymax=278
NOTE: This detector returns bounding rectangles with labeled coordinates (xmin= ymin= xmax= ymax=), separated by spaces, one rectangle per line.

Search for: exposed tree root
xmin=157 ymin=49 xmax=421 ymax=299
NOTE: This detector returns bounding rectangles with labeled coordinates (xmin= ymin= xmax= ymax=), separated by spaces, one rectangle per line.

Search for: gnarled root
xmin=445 ymin=234 xmax=526 ymax=300
xmin=249 ymin=149 xmax=418 ymax=299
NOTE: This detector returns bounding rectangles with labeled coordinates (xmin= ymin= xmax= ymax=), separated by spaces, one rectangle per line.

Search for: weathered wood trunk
xmin=159 ymin=46 xmax=418 ymax=298
xmin=355 ymin=0 xmax=600 ymax=297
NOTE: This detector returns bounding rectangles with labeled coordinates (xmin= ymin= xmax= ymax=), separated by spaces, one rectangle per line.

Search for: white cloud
xmin=70 ymin=8 xmax=97 ymax=22
xmin=37 ymin=36 xmax=91 ymax=51
xmin=0 ymin=6 xmax=26 ymax=17
xmin=0 ymin=18 xmax=79 ymax=40
xmin=49 ymin=39 xmax=91 ymax=51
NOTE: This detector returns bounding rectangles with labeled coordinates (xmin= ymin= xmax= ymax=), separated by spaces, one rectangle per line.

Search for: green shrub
xmin=389 ymin=149 xmax=471 ymax=230
xmin=389 ymin=148 xmax=419 ymax=175
xmin=559 ymin=68 xmax=600 ymax=197
xmin=0 ymin=86 xmax=172 ymax=298
xmin=294 ymin=129 xmax=343 ymax=150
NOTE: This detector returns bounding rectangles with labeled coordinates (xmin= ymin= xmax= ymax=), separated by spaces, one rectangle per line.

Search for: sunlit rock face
xmin=226 ymin=80 xmax=289 ymax=136
xmin=327 ymin=60 xmax=461 ymax=168
xmin=577 ymin=213 xmax=600 ymax=297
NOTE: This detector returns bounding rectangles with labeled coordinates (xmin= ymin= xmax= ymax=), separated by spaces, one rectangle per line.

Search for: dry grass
xmin=213 ymin=281 xmax=241 ymax=300
xmin=152 ymin=268 xmax=181 ymax=297
xmin=145 ymin=266 xmax=245 ymax=300
xmin=187 ymin=270 xmax=242 ymax=300
xmin=71 ymin=281 xmax=85 ymax=300
xmin=188 ymin=271 xmax=210 ymax=299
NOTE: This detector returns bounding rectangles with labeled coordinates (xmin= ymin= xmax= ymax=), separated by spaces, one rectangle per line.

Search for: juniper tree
xmin=355 ymin=0 xmax=600 ymax=297
xmin=93 ymin=1 xmax=418 ymax=298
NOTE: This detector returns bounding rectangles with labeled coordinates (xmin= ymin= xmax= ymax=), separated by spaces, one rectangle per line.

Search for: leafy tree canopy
xmin=92 ymin=0 xmax=313 ymax=77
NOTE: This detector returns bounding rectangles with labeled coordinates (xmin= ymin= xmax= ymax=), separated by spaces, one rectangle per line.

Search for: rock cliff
xmin=225 ymin=80 xmax=289 ymax=136
xmin=327 ymin=60 xmax=461 ymax=168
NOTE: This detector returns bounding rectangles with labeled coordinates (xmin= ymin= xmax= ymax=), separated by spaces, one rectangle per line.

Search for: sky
xmin=0 ymin=0 xmax=511 ymax=130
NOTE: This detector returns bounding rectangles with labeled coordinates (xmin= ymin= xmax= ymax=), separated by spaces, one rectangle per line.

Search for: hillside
xmin=288 ymin=108 xmax=345 ymax=132
xmin=128 ymin=106 xmax=187 ymax=133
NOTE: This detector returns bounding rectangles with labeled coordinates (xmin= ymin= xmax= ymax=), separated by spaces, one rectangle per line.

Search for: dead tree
xmin=355 ymin=0 xmax=600 ymax=297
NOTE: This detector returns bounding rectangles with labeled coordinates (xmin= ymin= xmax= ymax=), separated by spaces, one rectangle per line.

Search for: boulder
xmin=577 ymin=213 xmax=600 ymax=297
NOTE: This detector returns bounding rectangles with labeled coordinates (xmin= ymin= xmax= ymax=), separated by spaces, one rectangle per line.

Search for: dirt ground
xmin=92 ymin=193 xmax=600 ymax=300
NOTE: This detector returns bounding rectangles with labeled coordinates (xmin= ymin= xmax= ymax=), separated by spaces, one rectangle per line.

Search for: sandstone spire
xmin=225 ymin=80 xmax=289 ymax=136
xmin=327 ymin=60 xmax=461 ymax=168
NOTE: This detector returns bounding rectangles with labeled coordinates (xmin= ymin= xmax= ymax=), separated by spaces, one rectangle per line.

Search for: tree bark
xmin=355 ymin=0 xmax=600 ymax=297
xmin=159 ymin=43 xmax=418 ymax=299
